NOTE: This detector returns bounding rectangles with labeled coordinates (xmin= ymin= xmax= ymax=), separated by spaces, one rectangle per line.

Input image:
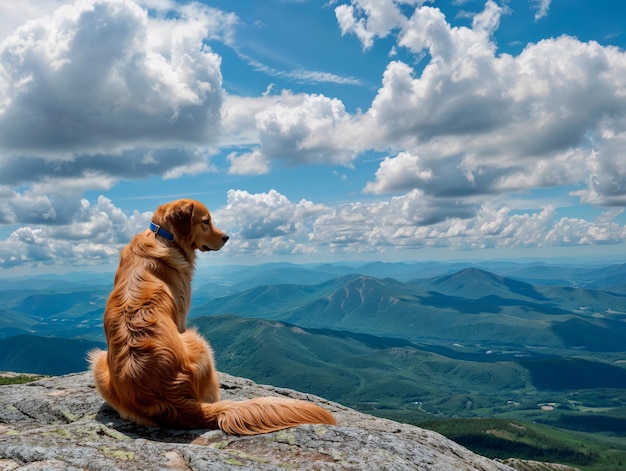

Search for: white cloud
xmin=0 ymin=0 xmax=226 ymax=156
xmin=1 ymin=189 xmax=625 ymax=270
xmin=226 ymin=150 xmax=270 ymax=175
xmin=215 ymin=189 xmax=454 ymax=256
xmin=217 ymin=189 xmax=328 ymax=241
xmin=215 ymin=190 xmax=626 ymax=259
xmin=213 ymin=189 xmax=328 ymax=256
xmin=0 ymin=0 xmax=233 ymax=197
xmin=0 ymin=196 xmax=150 ymax=269
xmin=572 ymin=122 xmax=626 ymax=206
xmin=335 ymin=0 xmax=406 ymax=50
xmin=67 ymin=196 xmax=149 ymax=243
xmin=1 ymin=1 xmax=626 ymax=270
xmin=0 ymin=0 xmax=68 ymax=40
xmin=532 ymin=0 xmax=551 ymax=21
xmin=364 ymin=151 xmax=434 ymax=194
xmin=0 ymin=0 xmax=235 ymax=227
xmin=334 ymin=0 xmax=430 ymax=50
xmin=331 ymin=1 xmax=626 ymax=208
xmin=222 ymin=91 xmax=357 ymax=174
xmin=220 ymin=93 xmax=285 ymax=147
xmin=256 ymin=93 xmax=353 ymax=165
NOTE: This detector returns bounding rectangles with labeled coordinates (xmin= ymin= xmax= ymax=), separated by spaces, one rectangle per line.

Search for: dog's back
xmin=91 ymin=229 xmax=199 ymax=426
xmin=90 ymin=199 xmax=336 ymax=433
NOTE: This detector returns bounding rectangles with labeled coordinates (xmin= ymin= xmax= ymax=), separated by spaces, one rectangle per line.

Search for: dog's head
xmin=152 ymin=199 xmax=229 ymax=252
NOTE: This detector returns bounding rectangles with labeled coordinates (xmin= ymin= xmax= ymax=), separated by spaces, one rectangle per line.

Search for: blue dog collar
xmin=149 ymin=221 xmax=174 ymax=242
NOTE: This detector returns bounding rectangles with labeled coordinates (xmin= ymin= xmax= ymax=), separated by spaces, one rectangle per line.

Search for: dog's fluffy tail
xmin=200 ymin=397 xmax=336 ymax=435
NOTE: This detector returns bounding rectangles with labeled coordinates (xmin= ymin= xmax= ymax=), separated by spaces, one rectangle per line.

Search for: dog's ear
xmin=169 ymin=201 xmax=194 ymax=238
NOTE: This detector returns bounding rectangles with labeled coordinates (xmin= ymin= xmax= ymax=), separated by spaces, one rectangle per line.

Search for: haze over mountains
xmin=2 ymin=260 xmax=626 ymax=354
xmin=190 ymin=263 xmax=626 ymax=355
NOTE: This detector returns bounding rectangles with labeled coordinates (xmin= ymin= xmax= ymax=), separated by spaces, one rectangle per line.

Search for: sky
xmin=1 ymin=0 xmax=626 ymax=273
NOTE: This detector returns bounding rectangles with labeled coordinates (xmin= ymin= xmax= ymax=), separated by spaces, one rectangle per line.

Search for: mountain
xmin=190 ymin=260 xmax=462 ymax=303
xmin=192 ymin=268 xmax=626 ymax=351
xmin=191 ymin=262 xmax=349 ymax=301
xmin=192 ymin=314 xmax=452 ymax=409
xmin=0 ymin=307 xmax=41 ymax=338
xmin=410 ymin=268 xmax=545 ymax=301
xmin=191 ymin=315 xmax=626 ymax=413
xmin=0 ymin=271 xmax=113 ymax=291
xmin=0 ymin=287 xmax=108 ymax=340
xmin=573 ymin=262 xmax=626 ymax=293
xmin=0 ymin=335 xmax=105 ymax=375
xmin=470 ymin=262 xmax=604 ymax=287
xmin=192 ymin=314 xmax=626 ymax=471
xmin=4 ymin=263 xmax=625 ymax=352
xmin=193 ymin=259 xmax=626 ymax=291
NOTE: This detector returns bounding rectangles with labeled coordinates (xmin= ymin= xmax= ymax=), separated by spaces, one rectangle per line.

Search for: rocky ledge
xmin=0 ymin=372 xmax=520 ymax=470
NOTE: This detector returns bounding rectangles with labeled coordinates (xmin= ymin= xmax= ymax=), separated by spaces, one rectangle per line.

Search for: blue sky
xmin=1 ymin=0 xmax=626 ymax=272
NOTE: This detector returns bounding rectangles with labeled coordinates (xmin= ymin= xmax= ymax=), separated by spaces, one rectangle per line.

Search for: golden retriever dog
xmin=89 ymin=199 xmax=335 ymax=434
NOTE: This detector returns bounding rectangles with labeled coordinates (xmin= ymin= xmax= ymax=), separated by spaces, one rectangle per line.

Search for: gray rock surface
xmin=0 ymin=371 xmax=516 ymax=470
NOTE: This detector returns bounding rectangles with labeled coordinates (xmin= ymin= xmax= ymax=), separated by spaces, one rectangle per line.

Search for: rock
xmin=497 ymin=460 xmax=581 ymax=471
xmin=0 ymin=372 xmax=515 ymax=470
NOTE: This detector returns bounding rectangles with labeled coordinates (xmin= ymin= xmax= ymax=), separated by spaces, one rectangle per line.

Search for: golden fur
xmin=89 ymin=199 xmax=336 ymax=434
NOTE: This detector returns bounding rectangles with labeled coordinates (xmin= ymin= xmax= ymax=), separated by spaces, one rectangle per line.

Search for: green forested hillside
xmin=0 ymin=335 xmax=104 ymax=375
xmin=419 ymin=418 xmax=623 ymax=470
xmin=2 ymin=315 xmax=625 ymax=470
xmin=191 ymin=314 xmax=626 ymax=470
xmin=191 ymin=269 xmax=626 ymax=352
xmin=0 ymin=287 xmax=108 ymax=340
xmin=191 ymin=314 xmax=626 ymax=414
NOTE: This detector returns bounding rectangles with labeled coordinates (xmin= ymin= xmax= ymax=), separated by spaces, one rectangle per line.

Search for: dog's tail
xmin=199 ymin=397 xmax=336 ymax=435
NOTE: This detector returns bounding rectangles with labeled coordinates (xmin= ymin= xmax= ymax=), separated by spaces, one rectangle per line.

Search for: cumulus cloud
xmin=1 ymin=188 xmax=625 ymax=269
xmin=0 ymin=148 xmax=214 ymax=193
xmin=222 ymin=91 xmax=357 ymax=174
xmin=0 ymin=0 xmax=227 ymax=155
xmin=185 ymin=189 xmax=616 ymax=256
xmin=333 ymin=1 xmax=626 ymax=208
xmin=335 ymin=0 xmax=409 ymax=50
xmin=214 ymin=189 xmax=470 ymax=256
xmin=214 ymin=190 xmax=626 ymax=259
xmin=363 ymin=151 xmax=434 ymax=194
xmin=0 ymin=196 xmax=150 ymax=269
xmin=217 ymin=189 xmax=327 ymax=239
xmin=0 ymin=0 xmax=67 ymax=39
xmin=0 ymin=0 xmax=234 ymax=226
xmin=1 ymin=0 xmax=626 ymax=269
xmin=572 ymin=123 xmax=626 ymax=206
xmin=255 ymin=93 xmax=354 ymax=165
xmin=226 ymin=149 xmax=270 ymax=175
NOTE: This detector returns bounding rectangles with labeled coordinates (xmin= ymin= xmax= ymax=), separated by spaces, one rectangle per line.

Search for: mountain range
xmin=2 ymin=260 xmax=626 ymax=469
xmin=3 ymin=261 xmax=626 ymax=355
xmin=190 ymin=267 xmax=626 ymax=354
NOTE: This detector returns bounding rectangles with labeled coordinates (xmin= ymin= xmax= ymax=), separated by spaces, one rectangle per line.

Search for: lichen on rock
xmin=0 ymin=372 xmax=515 ymax=470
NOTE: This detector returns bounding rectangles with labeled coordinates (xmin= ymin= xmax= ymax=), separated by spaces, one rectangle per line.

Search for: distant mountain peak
xmin=424 ymin=267 xmax=538 ymax=300
xmin=437 ymin=267 xmax=505 ymax=286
